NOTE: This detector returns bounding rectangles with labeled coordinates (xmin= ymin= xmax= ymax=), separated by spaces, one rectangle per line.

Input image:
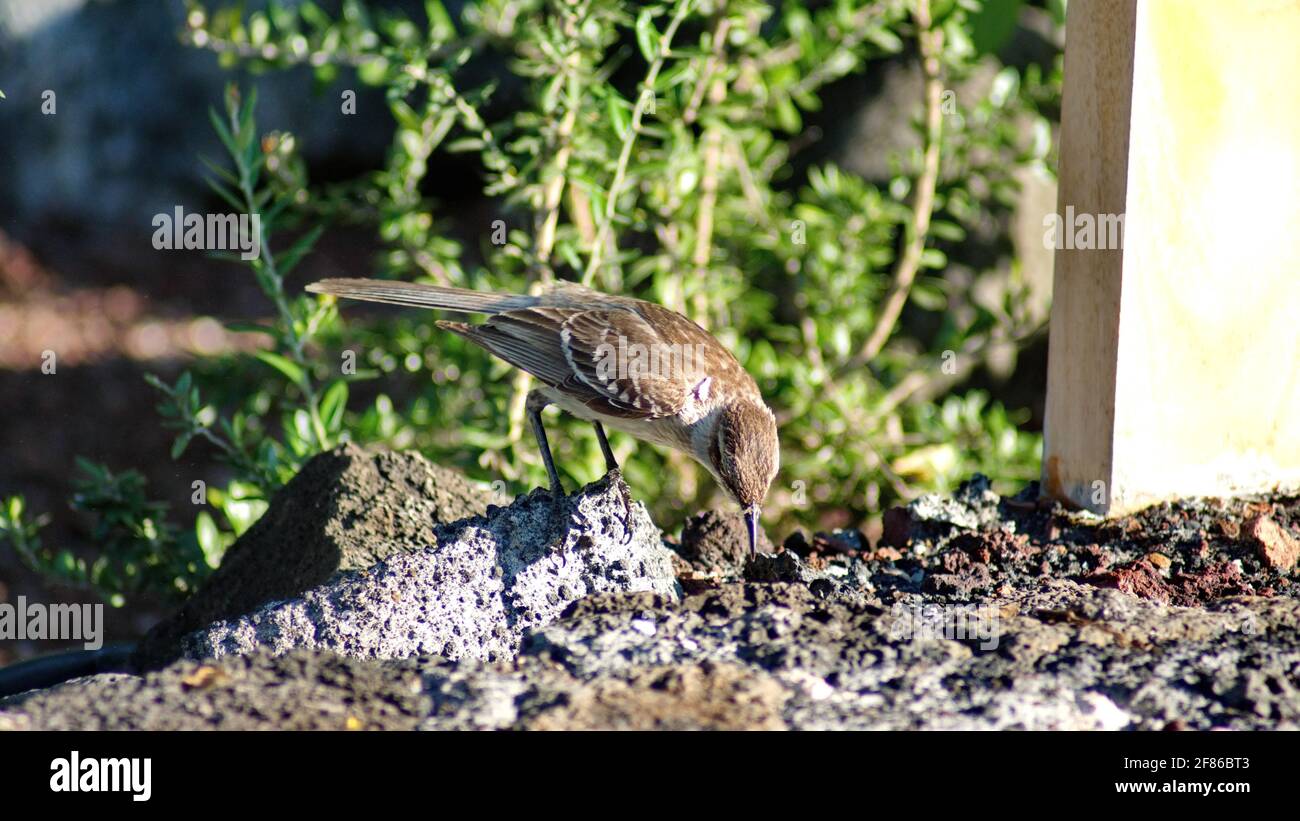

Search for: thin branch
xmin=772 ymin=0 xmax=947 ymax=429
xmin=691 ymin=126 xmax=723 ymax=325
xmin=533 ymin=47 xmax=583 ymax=274
xmin=683 ymin=15 xmax=732 ymax=125
xmin=581 ymin=0 xmax=695 ymax=286
xmin=875 ymin=319 xmax=1050 ymax=416
xmin=843 ymin=0 xmax=944 ymax=374
xmin=509 ymin=7 xmax=590 ymax=450
xmin=724 ymin=133 xmax=772 ymax=226
xmin=226 ymin=107 xmax=330 ymax=451
xmin=784 ymin=5 xmax=899 ymax=101
xmin=567 ymin=184 xmax=597 ymax=248
xmin=184 ymin=28 xmax=484 ymax=71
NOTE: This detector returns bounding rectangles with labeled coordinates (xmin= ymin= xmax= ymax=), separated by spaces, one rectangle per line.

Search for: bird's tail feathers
xmin=306 ymin=278 xmax=535 ymax=314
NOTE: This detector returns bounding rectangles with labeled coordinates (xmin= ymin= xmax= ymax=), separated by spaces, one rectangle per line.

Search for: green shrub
xmin=2 ymin=0 xmax=1061 ymax=606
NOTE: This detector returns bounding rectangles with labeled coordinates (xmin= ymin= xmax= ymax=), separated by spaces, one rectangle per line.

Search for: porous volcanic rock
xmin=133 ymin=444 xmax=494 ymax=670
xmin=179 ymin=471 xmax=679 ymax=663
xmin=9 ymin=579 xmax=1297 ymax=730
xmin=8 ymin=475 xmax=1300 ymax=731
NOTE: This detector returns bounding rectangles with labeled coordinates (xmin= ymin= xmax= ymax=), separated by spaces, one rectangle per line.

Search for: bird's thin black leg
xmin=593 ymin=422 xmax=619 ymax=473
xmin=526 ymin=390 xmax=564 ymax=495
xmin=592 ymin=421 xmax=633 ymax=543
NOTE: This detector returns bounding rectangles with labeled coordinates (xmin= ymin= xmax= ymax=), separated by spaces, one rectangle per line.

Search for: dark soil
xmin=661 ymin=476 xmax=1300 ymax=610
xmin=859 ymin=477 xmax=1300 ymax=607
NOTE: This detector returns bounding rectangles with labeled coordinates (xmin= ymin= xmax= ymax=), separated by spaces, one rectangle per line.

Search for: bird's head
xmin=710 ymin=398 xmax=780 ymax=556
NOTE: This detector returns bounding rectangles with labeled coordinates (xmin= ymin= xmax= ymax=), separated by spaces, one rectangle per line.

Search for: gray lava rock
xmin=8 ymin=579 xmax=1297 ymax=730
xmin=415 ymin=579 xmax=1300 ymax=731
xmin=881 ymin=473 xmax=1004 ymax=549
xmin=134 ymin=443 xmax=495 ymax=670
xmin=180 ymin=472 xmax=680 ymax=663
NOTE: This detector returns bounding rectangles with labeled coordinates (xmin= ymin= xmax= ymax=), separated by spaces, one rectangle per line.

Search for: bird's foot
xmin=543 ymin=473 xmax=566 ymax=499
xmin=528 ymin=483 xmax=565 ymax=503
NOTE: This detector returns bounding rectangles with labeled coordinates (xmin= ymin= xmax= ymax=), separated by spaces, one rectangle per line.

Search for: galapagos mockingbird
xmin=306 ymin=277 xmax=779 ymax=554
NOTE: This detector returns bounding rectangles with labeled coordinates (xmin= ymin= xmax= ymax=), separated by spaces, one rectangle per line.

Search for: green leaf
xmin=606 ymin=93 xmax=630 ymax=139
xmin=1047 ymin=0 xmax=1068 ymax=26
xmin=320 ymin=381 xmax=349 ymax=433
xmin=864 ymin=27 xmax=904 ymax=53
xmin=278 ymin=225 xmax=324 ymax=277
xmin=539 ymin=74 xmax=564 ymax=113
xmin=224 ymin=321 xmax=276 ymax=336
xmin=254 ymin=351 xmax=308 ymax=389
xmin=209 ymin=107 xmax=240 ymax=160
xmin=919 ymin=247 xmax=948 ymax=269
xmin=300 ymin=1 xmax=330 ymax=29
xmin=291 ymin=409 xmax=314 ymax=449
xmin=635 ymin=10 xmax=658 ymax=63
xmin=170 ymin=432 xmax=194 ymax=460
xmin=195 ymin=511 xmax=224 ymax=569
xmin=55 ymin=550 xmax=82 ymax=580
xmin=249 ymin=13 xmax=270 ymax=46
xmin=774 ymin=96 xmax=802 ymax=133
xmin=929 ymin=220 xmax=967 ymax=242
xmin=342 ymin=368 xmax=381 ymax=383
xmin=424 ymin=0 xmax=454 ymax=36
xmin=911 ymin=279 xmax=948 ymax=310
xmin=239 ymin=86 xmax=259 ymax=144
xmin=358 ymin=57 xmax=389 ymax=85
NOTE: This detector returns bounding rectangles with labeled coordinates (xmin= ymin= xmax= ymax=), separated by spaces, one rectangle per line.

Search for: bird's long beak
xmin=745 ymin=506 xmax=760 ymax=556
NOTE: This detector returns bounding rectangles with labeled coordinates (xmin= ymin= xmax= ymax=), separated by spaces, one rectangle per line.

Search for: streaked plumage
xmin=306 ymin=277 xmax=779 ymax=553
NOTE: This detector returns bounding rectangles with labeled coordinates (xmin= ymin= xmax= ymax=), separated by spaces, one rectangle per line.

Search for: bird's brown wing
xmin=437 ymin=307 xmax=577 ymax=389
xmin=439 ymin=304 xmax=709 ymax=419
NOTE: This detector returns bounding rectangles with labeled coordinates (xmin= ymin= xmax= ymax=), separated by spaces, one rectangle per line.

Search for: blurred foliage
xmin=0 ymin=463 xmax=214 ymax=607
xmin=2 ymin=0 xmax=1063 ymax=606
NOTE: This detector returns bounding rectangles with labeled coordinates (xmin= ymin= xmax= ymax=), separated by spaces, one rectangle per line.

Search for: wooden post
xmin=1043 ymin=0 xmax=1300 ymax=515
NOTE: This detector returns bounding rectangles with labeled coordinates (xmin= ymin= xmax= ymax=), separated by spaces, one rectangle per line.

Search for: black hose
xmin=0 ymin=643 xmax=137 ymax=699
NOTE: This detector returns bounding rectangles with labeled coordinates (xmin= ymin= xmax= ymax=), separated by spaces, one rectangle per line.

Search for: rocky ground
xmin=3 ymin=447 xmax=1299 ymax=730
